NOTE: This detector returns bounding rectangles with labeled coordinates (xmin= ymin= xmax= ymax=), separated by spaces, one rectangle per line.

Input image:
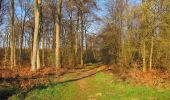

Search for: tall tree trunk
xmin=55 ymin=0 xmax=62 ymax=68
xmin=10 ymin=0 xmax=15 ymax=68
xmin=80 ymin=13 xmax=84 ymax=65
xmin=75 ymin=11 xmax=79 ymax=65
xmin=84 ymin=27 xmax=88 ymax=63
xmin=36 ymin=0 xmax=42 ymax=70
xmin=149 ymin=36 xmax=153 ymax=71
xmin=37 ymin=47 xmax=40 ymax=69
xmin=14 ymin=40 xmax=16 ymax=66
xmin=4 ymin=34 xmax=8 ymax=67
xmin=42 ymin=36 xmax=45 ymax=67
xmin=52 ymin=22 xmax=56 ymax=49
xmin=41 ymin=10 xmax=45 ymax=67
xmin=31 ymin=0 xmax=41 ymax=71
xmin=143 ymin=40 xmax=146 ymax=72
xmin=84 ymin=29 xmax=87 ymax=51
xmin=51 ymin=3 xmax=56 ymax=49
xmin=142 ymin=0 xmax=147 ymax=72
xmin=31 ymin=30 xmax=33 ymax=67
xmin=7 ymin=34 xmax=10 ymax=65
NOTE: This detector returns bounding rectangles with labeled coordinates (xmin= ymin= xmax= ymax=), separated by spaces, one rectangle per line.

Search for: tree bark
xmin=37 ymin=47 xmax=40 ymax=69
xmin=80 ymin=13 xmax=84 ymax=65
xmin=55 ymin=0 xmax=62 ymax=68
xmin=75 ymin=11 xmax=79 ymax=65
xmin=143 ymin=40 xmax=146 ymax=72
xmin=149 ymin=36 xmax=153 ymax=71
xmin=31 ymin=0 xmax=41 ymax=71
xmin=4 ymin=34 xmax=8 ymax=67
xmin=10 ymin=0 xmax=15 ymax=68
xmin=42 ymin=36 xmax=45 ymax=67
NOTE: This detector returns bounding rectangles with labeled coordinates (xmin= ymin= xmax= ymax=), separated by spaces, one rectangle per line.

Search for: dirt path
xmin=77 ymin=79 xmax=90 ymax=100
xmin=77 ymin=79 xmax=88 ymax=91
xmin=76 ymin=72 xmax=108 ymax=100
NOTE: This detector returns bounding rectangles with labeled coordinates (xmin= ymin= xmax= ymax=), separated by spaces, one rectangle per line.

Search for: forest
xmin=0 ymin=0 xmax=170 ymax=99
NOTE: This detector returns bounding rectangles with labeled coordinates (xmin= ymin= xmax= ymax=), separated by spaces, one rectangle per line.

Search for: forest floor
xmin=9 ymin=65 xmax=170 ymax=100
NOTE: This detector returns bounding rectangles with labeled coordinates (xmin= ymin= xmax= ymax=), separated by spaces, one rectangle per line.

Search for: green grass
xmin=11 ymin=83 xmax=78 ymax=100
xmin=11 ymin=72 xmax=170 ymax=100
xmin=27 ymin=83 xmax=77 ymax=100
xmin=86 ymin=73 xmax=170 ymax=100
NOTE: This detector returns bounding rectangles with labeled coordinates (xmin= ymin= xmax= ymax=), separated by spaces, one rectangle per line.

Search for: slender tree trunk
xmin=31 ymin=31 xmax=33 ymax=67
xmin=143 ymin=40 xmax=146 ymax=72
xmin=52 ymin=22 xmax=56 ymax=49
xmin=7 ymin=34 xmax=10 ymax=65
xmin=14 ymin=41 xmax=16 ymax=66
xmin=31 ymin=0 xmax=41 ymax=71
xmin=75 ymin=11 xmax=79 ymax=65
xmin=149 ymin=36 xmax=153 ymax=71
xmin=80 ymin=13 xmax=84 ymax=65
xmin=10 ymin=0 xmax=15 ymax=68
xmin=51 ymin=4 xmax=56 ymax=49
xmin=85 ymin=29 xmax=87 ymax=51
xmin=42 ymin=36 xmax=45 ymax=67
xmin=36 ymin=0 xmax=42 ymax=70
xmin=4 ymin=34 xmax=8 ymax=67
xmin=142 ymin=0 xmax=147 ymax=72
xmin=38 ymin=0 xmax=43 ymax=68
xmin=55 ymin=0 xmax=62 ymax=68
xmin=37 ymin=47 xmax=40 ymax=69
xmin=41 ymin=19 xmax=45 ymax=67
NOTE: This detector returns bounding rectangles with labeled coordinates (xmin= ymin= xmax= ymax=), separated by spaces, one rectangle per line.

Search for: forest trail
xmin=77 ymin=79 xmax=88 ymax=91
xmin=77 ymin=79 xmax=90 ymax=100
xmin=76 ymin=72 xmax=110 ymax=100
xmin=10 ymin=66 xmax=170 ymax=100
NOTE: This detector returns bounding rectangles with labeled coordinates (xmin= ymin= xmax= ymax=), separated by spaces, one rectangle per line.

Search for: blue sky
xmin=88 ymin=0 xmax=141 ymax=34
